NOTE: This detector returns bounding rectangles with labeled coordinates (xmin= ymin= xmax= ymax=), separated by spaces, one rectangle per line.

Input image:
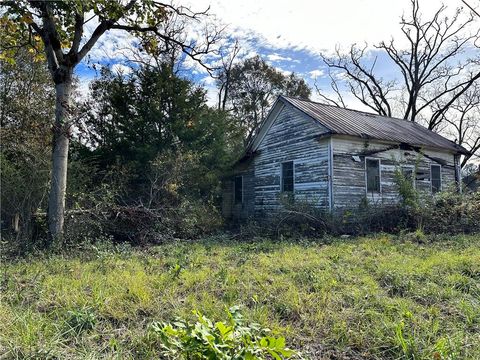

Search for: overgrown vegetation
xmin=1 ymin=234 xmax=479 ymax=359
xmin=147 ymin=306 xmax=298 ymax=359
xmin=248 ymin=187 xmax=480 ymax=240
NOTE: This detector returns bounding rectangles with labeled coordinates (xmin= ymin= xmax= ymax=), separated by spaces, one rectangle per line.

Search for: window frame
xmin=234 ymin=175 xmax=243 ymax=204
xmin=430 ymin=164 xmax=442 ymax=193
xmin=365 ymin=157 xmax=381 ymax=194
xmin=281 ymin=161 xmax=295 ymax=193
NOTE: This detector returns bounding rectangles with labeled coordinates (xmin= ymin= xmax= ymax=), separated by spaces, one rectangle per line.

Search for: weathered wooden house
xmin=222 ymin=96 xmax=469 ymax=219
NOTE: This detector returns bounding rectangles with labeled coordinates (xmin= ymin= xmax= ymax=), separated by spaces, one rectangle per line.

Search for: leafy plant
xmin=147 ymin=306 xmax=299 ymax=359
xmin=66 ymin=307 xmax=96 ymax=334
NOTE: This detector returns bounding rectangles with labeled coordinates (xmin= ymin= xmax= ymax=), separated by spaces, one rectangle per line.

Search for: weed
xmin=146 ymin=306 xmax=299 ymax=359
xmin=66 ymin=307 xmax=97 ymax=334
xmin=1 ymin=234 xmax=480 ymax=359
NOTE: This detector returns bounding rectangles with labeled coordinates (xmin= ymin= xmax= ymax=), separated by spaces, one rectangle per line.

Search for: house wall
xmin=222 ymin=104 xmax=461 ymax=219
xmin=222 ymin=103 xmax=331 ymax=219
xmin=253 ymin=104 xmax=331 ymax=213
xmin=331 ymin=137 xmax=458 ymax=208
xmin=222 ymin=158 xmax=255 ymax=220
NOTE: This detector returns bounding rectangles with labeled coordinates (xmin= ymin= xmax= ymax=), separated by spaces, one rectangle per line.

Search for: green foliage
xmin=246 ymin=184 xmax=480 ymax=239
xmin=1 ymin=0 xmax=169 ymax=64
xmin=393 ymin=166 xmax=419 ymax=211
xmin=223 ymin=55 xmax=311 ymax=143
xmin=66 ymin=307 xmax=97 ymax=334
xmin=44 ymin=64 xmax=234 ymax=245
xmin=0 ymin=49 xmax=54 ymax=252
xmin=423 ymin=189 xmax=480 ymax=234
xmin=147 ymin=306 xmax=298 ymax=359
xmin=79 ymin=64 xmax=239 ymax=204
xmin=1 ymin=234 xmax=480 ymax=359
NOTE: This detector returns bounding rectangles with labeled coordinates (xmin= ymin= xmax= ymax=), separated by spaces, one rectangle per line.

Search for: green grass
xmin=1 ymin=234 xmax=480 ymax=359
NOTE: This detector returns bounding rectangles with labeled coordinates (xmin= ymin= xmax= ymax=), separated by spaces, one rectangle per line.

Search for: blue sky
xmin=75 ymin=0 xmax=479 ymax=110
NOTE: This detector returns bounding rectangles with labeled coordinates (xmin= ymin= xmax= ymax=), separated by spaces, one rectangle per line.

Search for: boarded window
xmin=281 ymin=161 xmax=294 ymax=192
xmin=366 ymin=159 xmax=380 ymax=193
xmin=431 ymin=165 xmax=441 ymax=193
xmin=234 ymin=176 xmax=243 ymax=204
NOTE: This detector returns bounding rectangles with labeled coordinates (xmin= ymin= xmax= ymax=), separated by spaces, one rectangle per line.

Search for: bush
xmin=238 ymin=188 xmax=480 ymax=239
xmin=57 ymin=152 xmax=224 ymax=247
xmin=146 ymin=306 xmax=299 ymax=359
xmin=423 ymin=190 xmax=480 ymax=234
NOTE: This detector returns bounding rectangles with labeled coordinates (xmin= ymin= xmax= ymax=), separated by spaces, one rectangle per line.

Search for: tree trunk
xmin=47 ymin=74 xmax=73 ymax=242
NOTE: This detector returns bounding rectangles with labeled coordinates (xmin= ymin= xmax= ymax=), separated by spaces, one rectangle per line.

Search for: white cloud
xmin=184 ymin=0 xmax=474 ymax=53
xmin=274 ymin=66 xmax=292 ymax=76
xmin=201 ymin=75 xmax=216 ymax=86
xmin=267 ymin=53 xmax=292 ymax=62
xmin=308 ymin=69 xmax=325 ymax=79
xmin=111 ymin=64 xmax=133 ymax=74
xmin=76 ymin=76 xmax=93 ymax=100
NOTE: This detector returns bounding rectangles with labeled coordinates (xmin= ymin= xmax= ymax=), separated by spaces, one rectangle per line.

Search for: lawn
xmin=1 ymin=234 xmax=479 ymax=359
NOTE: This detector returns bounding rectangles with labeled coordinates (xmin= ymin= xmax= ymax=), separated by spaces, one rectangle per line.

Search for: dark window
xmin=281 ymin=161 xmax=294 ymax=192
xmin=234 ymin=176 xmax=243 ymax=204
xmin=431 ymin=165 xmax=441 ymax=193
xmin=366 ymin=159 xmax=380 ymax=193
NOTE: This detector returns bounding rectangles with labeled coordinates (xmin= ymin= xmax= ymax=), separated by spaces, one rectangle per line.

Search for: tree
xmin=0 ymin=47 xmax=54 ymax=248
xmin=462 ymin=1 xmax=480 ymax=18
xmin=216 ymin=39 xmax=241 ymax=111
xmin=221 ymin=55 xmax=311 ymax=144
xmin=319 ymin=0 xmax=480 ymax=130
xmin=79 ymin=64 xmax=240 ymax=203
xmin=438 ymin=83 xmax=480 ymax=166
xmin=1 ymin=0 xmax=219 ymax=241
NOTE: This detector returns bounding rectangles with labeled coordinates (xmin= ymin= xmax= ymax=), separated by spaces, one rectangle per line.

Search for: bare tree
xmin=314 ymin=69 xmax=348 ymax=108
xmin=216 ymin=39 xmax=241 ymax=111
xmin=438 ymin=83 xmax=480 ymax=166
xmin=321 ymin=44 xmax=396 ymax=116
xmin=462 ymin=0 xmax=480 ymax=18
xmin=319 ymin=0 xmax=480 ymax=131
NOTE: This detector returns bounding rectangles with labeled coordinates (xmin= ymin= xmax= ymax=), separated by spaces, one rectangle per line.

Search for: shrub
xmin=146 ymin=306 xmax=299 ymax=359
xmin=424 ymin=190 xmax=480 ymax=234
xmin=238 ymin=186 xmax=479 ymax=239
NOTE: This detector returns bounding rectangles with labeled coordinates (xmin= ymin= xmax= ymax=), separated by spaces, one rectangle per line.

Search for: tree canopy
xmin=218 ymin=55 xmax=311 ymax=144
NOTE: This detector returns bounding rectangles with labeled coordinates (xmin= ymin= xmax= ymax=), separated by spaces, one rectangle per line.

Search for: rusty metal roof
xmin=281 ymin=96 xmax=469 ymax=155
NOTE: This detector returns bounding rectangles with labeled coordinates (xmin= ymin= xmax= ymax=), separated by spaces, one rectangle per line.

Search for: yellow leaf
xmin=20 ymin=14 xmax=33 ymax=24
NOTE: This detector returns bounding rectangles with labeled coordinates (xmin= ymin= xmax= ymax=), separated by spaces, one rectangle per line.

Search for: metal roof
xmin=281 ymin=96 xmax=469 ymax=155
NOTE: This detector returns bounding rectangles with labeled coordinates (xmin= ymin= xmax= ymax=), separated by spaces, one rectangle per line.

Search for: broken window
xmin=431 ymin=165 xmax=441 ymax=193
xmin=281 ymin=161 xmax=294 ymax=192
xmin=234 ymin=176 xmax=243 ymax=204
xmin=366 ymin=158 xmax=381 ymax=193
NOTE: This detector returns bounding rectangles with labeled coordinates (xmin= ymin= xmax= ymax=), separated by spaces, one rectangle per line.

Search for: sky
xmin=76 ymin=0 xmax=479 ymax=109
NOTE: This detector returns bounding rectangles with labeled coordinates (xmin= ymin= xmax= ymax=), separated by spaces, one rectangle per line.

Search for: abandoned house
xmin=222 ymin=96 xmax=469 ymax=219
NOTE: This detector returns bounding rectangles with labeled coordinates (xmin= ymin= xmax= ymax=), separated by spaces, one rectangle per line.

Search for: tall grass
xmin=1 ymin=234 xmax=479 ymax=359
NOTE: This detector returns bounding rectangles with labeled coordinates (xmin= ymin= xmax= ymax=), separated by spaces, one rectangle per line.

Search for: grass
xmin=1 ymin=234 xmax=479 ymax=359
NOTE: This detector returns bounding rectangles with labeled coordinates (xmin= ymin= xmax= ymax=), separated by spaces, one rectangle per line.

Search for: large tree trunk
xmin=47 ymin=73 xmax=73 ymax=241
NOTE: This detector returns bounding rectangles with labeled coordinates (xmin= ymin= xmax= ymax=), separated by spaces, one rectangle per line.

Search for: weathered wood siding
xmin=253 ymin=104 xmax=331 ymax=213
xmin=331 ymin=137 xmax=458 ymax=208
xmin=222 ymin=102 xmax=461 ymax=219
xmin=222 ymin=158 xmax=256 ymax=220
